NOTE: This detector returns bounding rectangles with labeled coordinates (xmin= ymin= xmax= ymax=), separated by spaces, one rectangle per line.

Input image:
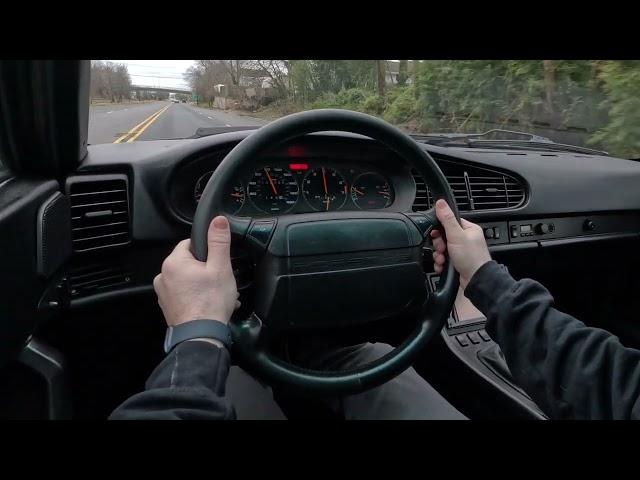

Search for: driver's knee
xmin=226 ymin=366 xmax=287 ymax=420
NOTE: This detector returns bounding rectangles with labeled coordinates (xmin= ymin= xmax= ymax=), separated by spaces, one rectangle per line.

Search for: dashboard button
xmin=535 ymin=223 xmax=550 ymax=235
xmin=467 ymin=332 xmax=481 ymax=344
xmin=478 ymin=330 xmax=491 ymax=342
xmin=484 ymin=228 xmax=495 ymax=239
xmin=248 ymin=220 xmax=276 ymax=247
xmin=455 ymin=335 xmax=470 ymax=347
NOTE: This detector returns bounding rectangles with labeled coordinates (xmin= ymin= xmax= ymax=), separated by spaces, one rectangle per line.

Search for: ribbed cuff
xmin=464 ymin=260 xmax=517 ymax=317
xmin=146 ymin=339 xmax=231 ymax=394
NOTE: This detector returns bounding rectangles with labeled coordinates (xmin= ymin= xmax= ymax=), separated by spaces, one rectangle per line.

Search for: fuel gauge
xmin=350 ymin=172 xmax=393 ymax=209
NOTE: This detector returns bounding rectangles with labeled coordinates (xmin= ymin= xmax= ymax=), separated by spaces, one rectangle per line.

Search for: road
xmin=88 ymin=101 xmax=267 ymax=144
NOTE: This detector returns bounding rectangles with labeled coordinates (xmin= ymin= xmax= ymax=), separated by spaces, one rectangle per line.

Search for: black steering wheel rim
xmin=191 ymin=109 xmax=460 ymax=397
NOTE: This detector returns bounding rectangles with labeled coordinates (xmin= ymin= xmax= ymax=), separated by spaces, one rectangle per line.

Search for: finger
xmin=434 ymin=262 xmax=443 ymax=274
xmin=460 ymin=218 xmax=478 ymax=230
xmin=430 ymin=229 xmax=442 ymax=239
xmin=435 ymin=199 xmax=463 ymax=240
xmin=433 ymin=252 xmax=446 ymax=266
xmin=432 ymin=235 xmax=447 ymax=253
xmin=153 ymin=274 xmax=162 ymax=293
xmin=170 ymin=239 xmax=195 ymax=260
xmin=235 ymin=300 xmax=241 ymax=310
xmin=207 ymin=216 xmax=232 ymax=268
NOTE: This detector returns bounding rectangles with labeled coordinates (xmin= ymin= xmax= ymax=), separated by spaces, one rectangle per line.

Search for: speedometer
xmin=248 ymin=166 xmax=299 ymax=214
xmin=302 ymin=167 xmax=347 ymax=211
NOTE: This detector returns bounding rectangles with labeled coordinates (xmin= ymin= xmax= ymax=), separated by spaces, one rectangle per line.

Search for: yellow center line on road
xmin=113 ymin=104 xmax=171 ymax=143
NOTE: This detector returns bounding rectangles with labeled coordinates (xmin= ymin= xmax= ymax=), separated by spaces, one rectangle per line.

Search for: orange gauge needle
xmin=264 ymin=168 xmax=278 ymax=196
xmin=322 ymin=167 xmax=328 ymax=195
xmin=353 ymin=188 xmax=365 ymax=196
xmin=230 ymin=193 xmax=243 ymax=198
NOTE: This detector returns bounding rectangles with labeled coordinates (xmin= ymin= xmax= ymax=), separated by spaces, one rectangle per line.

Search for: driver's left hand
xmin=153 ymin=216 xmax=240 ymax=328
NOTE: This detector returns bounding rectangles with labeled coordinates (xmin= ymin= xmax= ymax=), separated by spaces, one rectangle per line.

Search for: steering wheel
xmin=191 ymin=109 xmax=460 ymax=397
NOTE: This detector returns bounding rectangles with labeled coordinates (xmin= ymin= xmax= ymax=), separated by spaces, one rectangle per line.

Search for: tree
xmin=589 ymin=61 xmax=640 ymax=158
xmin=397 ymin=60 xmax=408 ymax=86
xmin=376 ymin=60 xmax=385 ymax=97
xmin=90 ymin=61 xmax=132 ymax=102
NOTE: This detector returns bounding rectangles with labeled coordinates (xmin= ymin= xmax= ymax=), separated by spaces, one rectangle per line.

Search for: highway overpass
xmin=131 ymin=84 xmax=192 ymax=95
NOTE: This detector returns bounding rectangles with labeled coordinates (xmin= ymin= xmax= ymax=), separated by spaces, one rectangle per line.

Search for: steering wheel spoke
xmin=244 ymin=217 xmax=277 ymax=255
xmin=404 ymin=207 xmax=439 ymax=239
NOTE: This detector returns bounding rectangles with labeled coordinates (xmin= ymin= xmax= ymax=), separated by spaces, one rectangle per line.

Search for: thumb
xmin=206 ymin=216 xmax=232 ymax=267
xmin=435 ymin=199 xmax=463 ymax=239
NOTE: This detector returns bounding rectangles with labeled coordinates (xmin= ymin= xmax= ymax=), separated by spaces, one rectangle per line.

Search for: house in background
xmin=385 ymin=60 xmax=416 ymax=85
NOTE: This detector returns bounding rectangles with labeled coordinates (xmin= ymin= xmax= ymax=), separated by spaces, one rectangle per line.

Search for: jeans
xmin=226 ymin=341 xmax=467 ymax=420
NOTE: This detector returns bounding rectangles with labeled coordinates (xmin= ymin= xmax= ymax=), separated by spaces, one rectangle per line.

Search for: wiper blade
xmin=190 ymin=126 xmax=259 ymax=138
xmin=412 ymin=129 xmax=553 ymax=146
xmin=445 ymin=139 xmax=609 ymax=156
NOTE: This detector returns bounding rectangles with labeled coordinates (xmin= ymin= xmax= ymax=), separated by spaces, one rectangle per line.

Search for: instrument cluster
xmin=193 ymin=160 xmax=396 ymax=217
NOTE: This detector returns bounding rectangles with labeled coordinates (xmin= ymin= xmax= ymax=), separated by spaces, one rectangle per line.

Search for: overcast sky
xmin=110 ymin=60 xmax=196 ymax=89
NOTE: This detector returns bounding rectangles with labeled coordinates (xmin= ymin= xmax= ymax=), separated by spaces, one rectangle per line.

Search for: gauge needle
xmin=264 ymin=168 xmax=278 ymax=196
xmin=322 ymin=167 xmax=328 ymax=195
xmin=321 ymin=168 xmax=331 ymax=210
xmin=230 ymin=193 xmax=243 ymax=198
xmin=353 ymin=188 xmax=364 ymax=196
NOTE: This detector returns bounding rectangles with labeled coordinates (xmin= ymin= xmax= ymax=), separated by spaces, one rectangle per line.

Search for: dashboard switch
xmin=455 ymin=335 xmax=470 ymax=347
xmin=584 ymin=219 xmax=596 ymax=231
xmin=484 ymin=228 xmax=495 ymax=239
xmin=467 ymin=332 xmax=481 ymax=345
xmin=478 ymin=330 xmax=491 ymax=342
xmin=535 ymin=223 xmax=550 ymax=235
xmin=510 ymin=225 xmax=519 ymax=238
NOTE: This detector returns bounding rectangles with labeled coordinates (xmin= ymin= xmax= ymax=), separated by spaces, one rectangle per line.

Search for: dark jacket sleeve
xmin=109 ymin=340 xmax=236 ymax=420
xmin=465 ymin=260 xmax=640 ymax=420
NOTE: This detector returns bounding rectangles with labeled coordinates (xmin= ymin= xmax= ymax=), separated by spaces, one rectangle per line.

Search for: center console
xmin=427 ymin=273 xmax=548 ymax=419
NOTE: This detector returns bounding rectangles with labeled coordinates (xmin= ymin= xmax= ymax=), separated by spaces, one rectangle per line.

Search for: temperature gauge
xmin=350 ymin=172 xmax=393 ymax=209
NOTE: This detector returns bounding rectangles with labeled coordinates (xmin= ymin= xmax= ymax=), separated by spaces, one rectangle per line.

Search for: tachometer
xmin=350 ymin=172 xmax=393 ymax=209
xmin=302 ymin=167 xmax=348 ymax=211
xmin=194 ymin=171 xmax=245 ymax=215
xmin=248 ymin=166 xmax=299 ymax=214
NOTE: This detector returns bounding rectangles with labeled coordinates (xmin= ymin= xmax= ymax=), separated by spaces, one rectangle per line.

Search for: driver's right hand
xmin=430 ymin=199 xmax=492 ymax=289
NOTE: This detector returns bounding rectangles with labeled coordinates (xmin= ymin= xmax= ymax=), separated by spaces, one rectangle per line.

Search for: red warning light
xmin=287 ymin=145 xmax=306 ymax=158
xmin=289 ymin=163 xmax=309 ymax=171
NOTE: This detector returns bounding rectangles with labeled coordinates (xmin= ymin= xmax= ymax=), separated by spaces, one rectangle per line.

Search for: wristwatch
xmin=163 ymin=319 xmax=233 ymax=354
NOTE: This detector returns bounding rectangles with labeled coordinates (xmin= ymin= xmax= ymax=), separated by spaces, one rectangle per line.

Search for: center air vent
xmin=412 ymin=160 xmax=525 ymax=212
xmin=66 ymin=175 xmax=131 ymax=252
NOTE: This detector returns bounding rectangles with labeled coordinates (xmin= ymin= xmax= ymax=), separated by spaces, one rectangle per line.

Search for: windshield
xmin=88 ymin=60 xmax=640 ymax=159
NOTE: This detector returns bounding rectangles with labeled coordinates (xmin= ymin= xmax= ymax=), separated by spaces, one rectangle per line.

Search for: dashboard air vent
xmin=412 ymin=160 xmax=525 ymax=212
xmin=67 ymin=175 xmax=131 ymax=252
